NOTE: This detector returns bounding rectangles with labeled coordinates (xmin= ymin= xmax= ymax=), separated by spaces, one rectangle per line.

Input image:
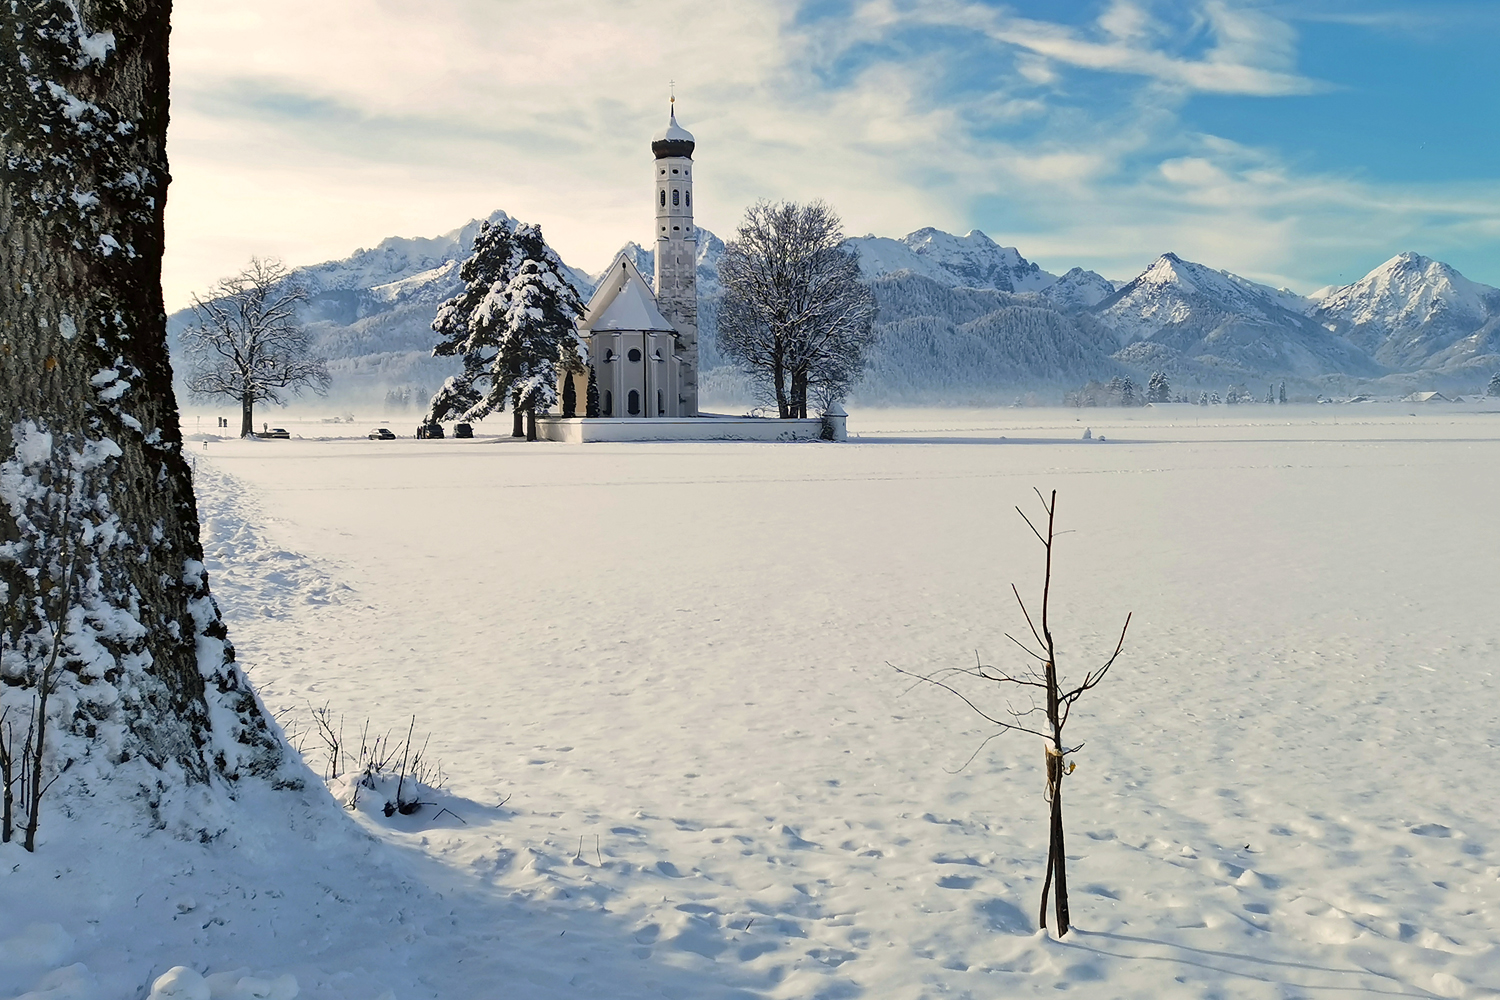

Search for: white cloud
xmin=161 ymin=0 xmax=1499 ymax=310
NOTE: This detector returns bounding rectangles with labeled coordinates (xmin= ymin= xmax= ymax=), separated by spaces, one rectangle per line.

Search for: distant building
xmin=560 ymin=102 xmax=700 ymax=418
xmin=1404 ymin=391 xmax=1451 ymax=403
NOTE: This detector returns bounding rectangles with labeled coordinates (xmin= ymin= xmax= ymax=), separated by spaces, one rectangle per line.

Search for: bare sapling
xmin=895 ymin=489 xmax=1130 ymax=936
xmin=1 ymin=707 xmax=13 ymax=843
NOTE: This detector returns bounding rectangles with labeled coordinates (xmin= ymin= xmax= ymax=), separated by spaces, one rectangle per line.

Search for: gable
xmin=583 ymin=254 xmax=676 ymax=334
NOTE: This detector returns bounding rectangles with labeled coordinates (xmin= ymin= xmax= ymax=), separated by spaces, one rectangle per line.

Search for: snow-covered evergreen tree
xmin=1488 ymin=372 xmax=1500 ymax=397
xmin=1147 ymin=370 xmax=1170 ymax=403
xmin=1278 ymin=381 xmax=1287 ymax=404
xmin=1266 ymin=384 xmax=1275 ymax=404
xmin=1198 ymin=392 xmax=1209 ymax=406
xmin=426 ymin=220 xmax=585 ymax=439
xmin=1120 ymin=376 xmax=1137 ymax=406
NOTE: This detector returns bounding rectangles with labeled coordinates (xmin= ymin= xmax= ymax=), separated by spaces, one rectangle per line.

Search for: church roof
xmin=583 ymin=254 xmax=676 ymax=333
xmin=652 ymin=106 xmax=695 ymax=159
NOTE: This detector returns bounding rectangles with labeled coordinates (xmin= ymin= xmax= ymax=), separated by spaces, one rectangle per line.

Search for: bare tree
xmin=2 ymin=0 xmax=284 ymax=846
xmin=182 ymin=257 xmax=330 ymax=437
xmin=895 ymin=490 xmax=1131 ymax=936
xmin=717 ymin=201 xmax=876 ymax=418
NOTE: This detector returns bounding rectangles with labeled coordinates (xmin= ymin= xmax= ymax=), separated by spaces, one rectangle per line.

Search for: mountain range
xmin=166 ymin=212 xmax=1500 ymax=409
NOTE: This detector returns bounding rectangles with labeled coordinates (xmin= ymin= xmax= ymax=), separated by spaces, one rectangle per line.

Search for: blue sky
xmin=163 ymin=0 xmax=1500 ymax=306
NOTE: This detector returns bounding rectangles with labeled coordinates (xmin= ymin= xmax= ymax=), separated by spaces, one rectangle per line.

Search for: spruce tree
xmin=1120 ymin=376 xmax=1136 ymax=407
xmin=586 ymin=366 xmax=601 ymax=418
xmin=425 ymin=221 xmax=585 ymax=438
xmin=1278 ymin=381 xmax=1287 ymax=404
xmin=1487 ymin=373 xmax=1500 ymax=397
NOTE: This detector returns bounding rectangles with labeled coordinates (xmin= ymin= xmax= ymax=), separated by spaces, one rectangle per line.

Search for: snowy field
xmin=6 ymin=404 xmax=1500 ymax=999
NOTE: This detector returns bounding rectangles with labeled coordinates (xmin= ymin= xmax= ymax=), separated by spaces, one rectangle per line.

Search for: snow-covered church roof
xmin=583 ymin=254 xmax=676 ymax=334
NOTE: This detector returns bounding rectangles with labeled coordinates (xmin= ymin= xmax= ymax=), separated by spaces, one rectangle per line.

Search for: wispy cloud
xmin=162 ymin=0 xmax=1498 ymax=308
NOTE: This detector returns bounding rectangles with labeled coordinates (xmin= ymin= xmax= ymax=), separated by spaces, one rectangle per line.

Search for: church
xmin=541 ymin=105 xmax=839 ymax=443
xmin=558 ymin=102 xmax=701 ymax=419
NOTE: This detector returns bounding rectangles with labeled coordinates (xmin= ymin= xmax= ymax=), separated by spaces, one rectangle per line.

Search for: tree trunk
xmin=0 ymin=0 xmax=282 ymax=820
xmin=525 ymin=408 xmax=537 ymax=441
xmin=512 ymin=388 xmax=524 ymax=437
xmin=773 ymin=349 xmax=789 ymax=419
xmin=1041 ymin=750 xmax=1071 ymax=935
xmin=240 ymin=393 xmax=254 ymax=437
xmin=791 ymin=369 xmax=808 ymax=418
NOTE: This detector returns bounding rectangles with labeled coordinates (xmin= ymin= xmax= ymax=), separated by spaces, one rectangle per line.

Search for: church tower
xmin=652 ymin=102 xmax=699 ymax=416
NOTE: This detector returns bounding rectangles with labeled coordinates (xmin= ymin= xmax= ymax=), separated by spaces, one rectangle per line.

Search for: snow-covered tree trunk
xmin=1 ymin=1 xmax=282 ymax=825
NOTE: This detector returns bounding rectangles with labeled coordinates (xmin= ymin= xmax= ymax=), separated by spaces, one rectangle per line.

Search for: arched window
xmin=672 ymin=189 xmax=680 ymax=207
xmin=685 ymin=191 xmax=691 ymax=208
xmin=659 ymin=190 xmax=665 ymax=207
xmin=603 ymin=391 xmax=613 ymax=417
xmin=657 ymin=389 xmax=664 ymax=415
xmin=627 ymin=348 xmax=642 ymax=363
xmin=627 ymin=390 xmax=640 ymax=415
xmin=603 ymin=349 xmax=615 ymax=363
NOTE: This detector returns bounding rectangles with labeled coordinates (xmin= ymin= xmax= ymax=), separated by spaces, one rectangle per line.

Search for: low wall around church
xmin=535 ymin=415 xmax=829 ymax=444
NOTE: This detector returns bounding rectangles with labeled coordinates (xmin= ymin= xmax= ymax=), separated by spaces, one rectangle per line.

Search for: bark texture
xmin=1 ymin=0 xmax=282 ymax=807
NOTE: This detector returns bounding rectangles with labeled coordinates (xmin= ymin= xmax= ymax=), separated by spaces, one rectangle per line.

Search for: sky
xmin=162 ymin=0 xmax=1500 ymax=308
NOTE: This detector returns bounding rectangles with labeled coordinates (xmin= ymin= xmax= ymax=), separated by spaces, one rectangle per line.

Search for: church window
xmin=672 ymin=189 xmax=679 ymax=206
xmin=603 ymin=349 xmax=615 ymax=362
xmin=685 ymin=191 xmax=691 ymax=207
xmin=673 ymin=226 xmax=680 ymax=231
xmin=672 ymin=168 xmax=679 ymax=174
xmin=660 ymin=190 xmax=665 ymax=207
xmin=657 ymin=389 xmax=665 ymax=415
xmin=628 ymin=348 xmax=642 ymax=362
xmin=628 ymin=390 xmax=641 ymax=415
xmin=603 ymin=391 xmax=613 ymax=416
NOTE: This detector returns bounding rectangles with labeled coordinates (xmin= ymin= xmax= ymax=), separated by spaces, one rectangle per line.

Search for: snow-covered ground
xmin=7 ymin=404 xmax=1500 ymax=999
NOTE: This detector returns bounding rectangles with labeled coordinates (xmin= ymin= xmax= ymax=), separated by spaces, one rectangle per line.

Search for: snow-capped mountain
xmin=1039 ymin=267 xmax=1116 ymax=310
xmin=1093 ymin=253 xmax=1380 ymax=379
xmin=848 ymin=228 xmax=1057 ymax=293
xmin=169 ymin=206 xmax=1500 ymax=408
xmin=1309 ymin=252 xmax=1500 ymax=370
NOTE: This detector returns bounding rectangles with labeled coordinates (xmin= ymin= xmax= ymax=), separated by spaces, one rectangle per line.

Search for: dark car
xmin=454 ymin=423 xmax=474 ymax=439
xmin=368 ymin=428 xmax=396 ymax=440
xmin=263 ymin=427 xmax=290 ymax=439
xmin=416 ymin=421 xmax=445 ymax=439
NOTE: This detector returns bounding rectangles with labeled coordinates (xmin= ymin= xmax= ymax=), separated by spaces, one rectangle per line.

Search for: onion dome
xmin=652 ymin=106 xmax=695 ymax=159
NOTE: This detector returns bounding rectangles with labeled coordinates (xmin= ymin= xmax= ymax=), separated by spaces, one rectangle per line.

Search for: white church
xmin=541 ymin=104 xmax=841 ymax=443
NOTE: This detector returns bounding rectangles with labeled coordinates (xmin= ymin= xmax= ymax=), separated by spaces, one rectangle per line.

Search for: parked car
xmin=416 ymin=421 xmax=445 ymax=439
xmin=263 ymin=427 xmax=290 ymax=439
xmin=368 ymin=428 xmax=396 ymax=440
xmin=454 ymin=423 xmax=474 ymax=439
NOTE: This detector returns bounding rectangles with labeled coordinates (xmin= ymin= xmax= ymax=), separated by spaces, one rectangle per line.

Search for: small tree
xmin=896 ymin=491 xmax=1130 ymax=936
xmin=586 ymin=367 xmax=601 ymax=418
xmin=1120 ymin=376 xmax=1136 ymax=407
xmin=1198 ymin=391 xmax=1209 ymax=406
xmin=182 ymin=258 xmax=330 ymax=437
xmin=1487 ymin=373 xmax=1500 ymax=397
xmin=426 ymin=221 xmax=584 ymax=440
xmin=1278 ymin=381 xmax=1287 ymax=404
xmin=717 ymin=201 xmax=876 ymax=418
xmin=1147 ymin=371 xmax=1170 ymax=404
